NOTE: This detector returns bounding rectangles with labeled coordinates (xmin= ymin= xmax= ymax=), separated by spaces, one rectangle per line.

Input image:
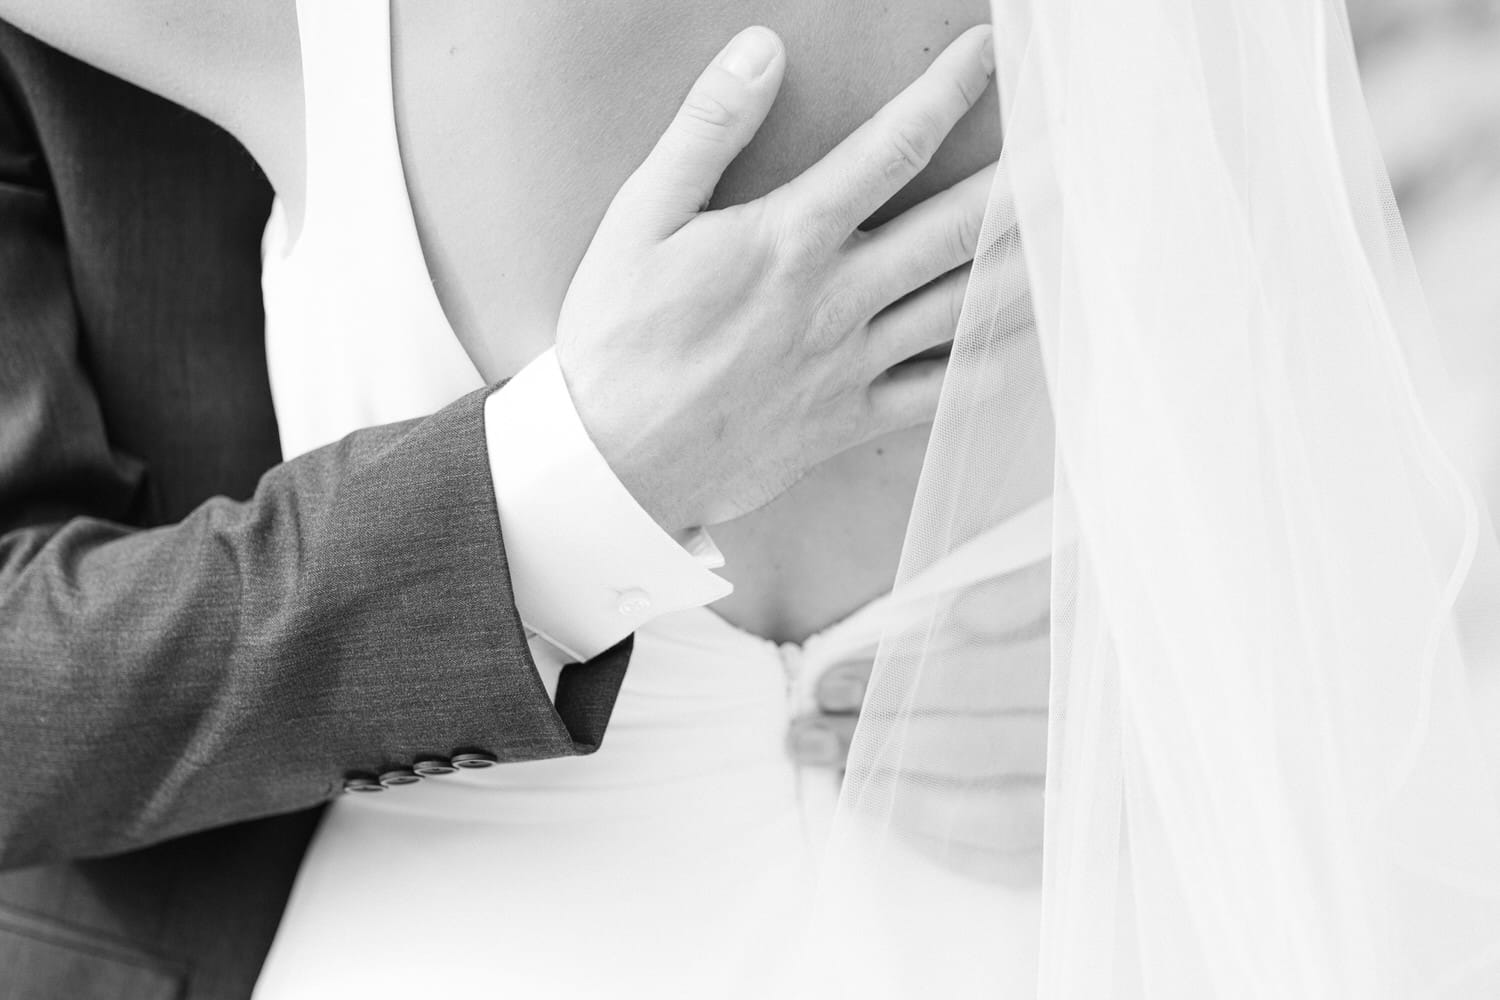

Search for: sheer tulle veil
xmin=791 ymin=0 xmax=1500 ymax=995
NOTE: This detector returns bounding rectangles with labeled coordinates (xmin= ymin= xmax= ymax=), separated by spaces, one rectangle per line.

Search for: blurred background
xmin=1348 ymin=0 xmax=1500 ymax=494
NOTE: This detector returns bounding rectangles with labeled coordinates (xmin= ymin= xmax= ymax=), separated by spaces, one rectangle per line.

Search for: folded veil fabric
xmin=793 ymin=1 xmax=1500 ymax=996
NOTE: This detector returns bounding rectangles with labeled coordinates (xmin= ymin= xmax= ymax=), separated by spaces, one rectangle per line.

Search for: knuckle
xmin=884 ymin=111 xmax=942 ymax=175
xmin=812 ymin=287 xmax=868 ymax=343
xmin=676 ymin=90 xmax=739 ymax=136
xmin=952 ymin=70 xmax=985 ymax=111
xmin=950 ymin=207 xmax=983 ymax=263
xmin=769 ymin=210 xmax=835 ymax=275
xmin=730 ymin=201 xmax=783 ymax=270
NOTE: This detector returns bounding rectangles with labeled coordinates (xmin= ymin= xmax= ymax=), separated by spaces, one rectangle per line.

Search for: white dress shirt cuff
xmin=484 ymin=349 xmax=733 ymax=662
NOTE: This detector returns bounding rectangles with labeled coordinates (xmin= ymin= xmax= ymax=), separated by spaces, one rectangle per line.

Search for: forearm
xmin=0 ymin=388 xmax=624 ymax=869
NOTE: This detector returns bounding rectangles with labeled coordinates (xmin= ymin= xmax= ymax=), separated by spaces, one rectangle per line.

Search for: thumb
xmin=612 ymin=27 xmax=785 ymax=239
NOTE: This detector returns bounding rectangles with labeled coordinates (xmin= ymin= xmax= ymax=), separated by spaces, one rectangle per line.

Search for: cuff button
xmin=451 ymin=751 xmax=498 ymax=769
xmin=412 ymin=757 xmax=457 ymax=777
xmin=616 ymin=588 xmax=653 ymax=617
xmin=378 ymin=768 xmax=421 ymax=787
xmin=343 ymin=776 xmax=385 ymax=794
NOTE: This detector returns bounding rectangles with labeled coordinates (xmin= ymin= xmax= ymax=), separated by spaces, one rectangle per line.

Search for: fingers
xmin=795 ymin=633 xmax=1050 ymax=770
xmin=792 ymin=565 xmax=1051 ymax=889
xmin=864 ymin=356 xmax=949 ymax=438
xmin=816 ymin=658 xmax=873 ymax=713
xmin=860 ymin=233 xmax=1034 ymax=392
xmin=772 ymin=25 xmax=996 ymax=247
xmin=611 ymin=27 xmax=786 ymax=239
xmin=787 ymin=714 xmax=858 ymax=768
xmin=865 ymin=265 xmax=970 ymax=370
xmin=848 ymin=162 xmax=999 ymax=311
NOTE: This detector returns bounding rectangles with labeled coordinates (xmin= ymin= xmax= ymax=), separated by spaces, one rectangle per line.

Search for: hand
xmin=555 ymin=24 xmax=997 ymax=531
xmin=788 ymin=559 xmax=1051 ymax=887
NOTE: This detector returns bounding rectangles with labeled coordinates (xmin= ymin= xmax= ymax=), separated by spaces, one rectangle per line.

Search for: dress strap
xmin=293 ymin=0 xmax=410 ymax=243
xmin=265 ymin=0 xmax=481 ymax=460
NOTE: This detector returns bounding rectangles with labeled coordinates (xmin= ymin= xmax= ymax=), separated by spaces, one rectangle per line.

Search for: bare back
xmin=384 ymin=5 xmax=1000 ymax=640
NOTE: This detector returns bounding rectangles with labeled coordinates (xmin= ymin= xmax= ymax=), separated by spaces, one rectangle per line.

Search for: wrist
xmin=555 ymin=355 xmax=699 ymax=535
xmin=484 ymin=352 xmax=733 ymax=660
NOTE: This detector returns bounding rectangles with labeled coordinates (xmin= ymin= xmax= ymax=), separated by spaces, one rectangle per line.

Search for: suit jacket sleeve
xmin=0 ymin=43 xmax=629 ymax=872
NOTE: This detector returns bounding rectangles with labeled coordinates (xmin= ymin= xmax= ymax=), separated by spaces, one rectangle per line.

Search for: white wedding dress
xmin=250 ymin=3 xmax=1047 ymax=997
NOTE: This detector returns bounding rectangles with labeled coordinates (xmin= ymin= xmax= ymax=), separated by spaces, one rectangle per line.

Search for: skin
xmin=0 ymin=0 xmax=1003 ymax=643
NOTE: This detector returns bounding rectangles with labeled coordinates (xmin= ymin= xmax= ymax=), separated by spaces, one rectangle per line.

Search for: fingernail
xmin=720 ymin=27 xmax=778 ymax=81
xmin=978 ymin=26 xmax=996 ymax=74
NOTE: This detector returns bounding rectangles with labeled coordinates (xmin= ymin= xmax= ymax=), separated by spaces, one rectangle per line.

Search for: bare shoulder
xmin=0 ymin=0 xmax=301 ymax=188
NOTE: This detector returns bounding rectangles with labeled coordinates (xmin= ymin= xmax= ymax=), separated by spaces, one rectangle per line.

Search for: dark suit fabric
xmin=0 ymin=23 xmax=629 ymax=999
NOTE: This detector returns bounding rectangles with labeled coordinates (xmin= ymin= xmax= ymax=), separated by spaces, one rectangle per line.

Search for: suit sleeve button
xmin=451 ymin=751 xmax=498 ymax=769
xmin=343 ymin=776 xmax=385 ymax=793
xmin=412 ymin=757 xmax=457 ymax=777
xmin=378 ymin=768 xmax=421 ymax=787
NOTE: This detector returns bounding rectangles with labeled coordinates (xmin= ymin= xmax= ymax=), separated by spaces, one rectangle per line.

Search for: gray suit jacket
xmin=0 ymin=23 xmax=630 ymax=999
